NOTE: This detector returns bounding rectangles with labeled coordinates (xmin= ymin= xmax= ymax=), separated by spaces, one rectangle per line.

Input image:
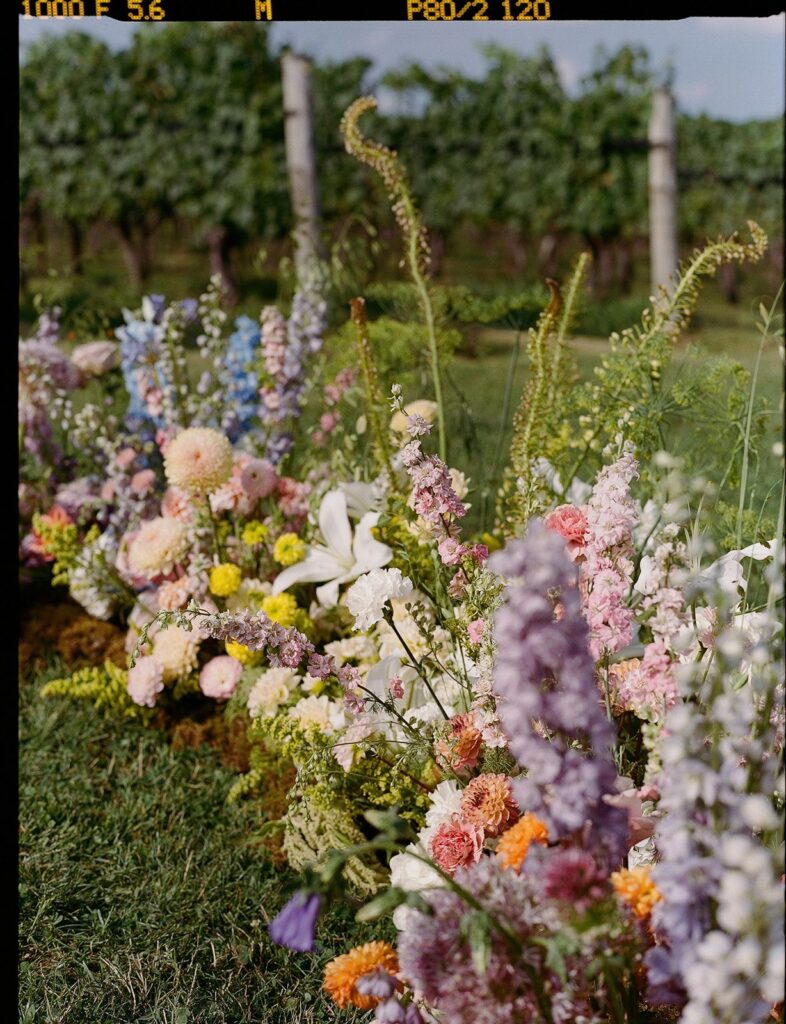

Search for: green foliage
xmin=547 ymin=223 xmax=768 ymax=495
xmin=40 ymin=660 xmax=147 ymax=720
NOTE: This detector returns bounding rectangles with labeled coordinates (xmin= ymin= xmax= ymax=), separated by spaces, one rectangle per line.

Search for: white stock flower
xmin=272 ymin=489 xmax=392 ymax=607
xmin=346 ymin=568 xmax=414 ymax=632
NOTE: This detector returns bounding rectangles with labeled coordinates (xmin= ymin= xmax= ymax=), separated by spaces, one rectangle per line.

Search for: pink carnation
xmin=199 ymin=656 xmax=243 ymax=700
xmin=429 ymin=817 xmax=484 ymax=875
xmin=127 ymin=656 xmax=164 ymax=708
xmin=544 ymin=504 xmax=589 ymax=561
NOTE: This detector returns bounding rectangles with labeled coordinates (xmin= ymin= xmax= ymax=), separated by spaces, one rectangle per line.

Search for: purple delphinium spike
xmin=268 ymin=891 xmax=322 ymax=952
xmin=489 ymin=519 xmax=627 ymax=866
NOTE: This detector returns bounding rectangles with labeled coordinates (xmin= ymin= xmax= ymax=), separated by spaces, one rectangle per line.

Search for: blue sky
xmin=19 ymin=16 xmax=785 ymax=121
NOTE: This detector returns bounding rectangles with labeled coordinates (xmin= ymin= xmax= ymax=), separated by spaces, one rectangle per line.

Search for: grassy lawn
xmin=19 ymin=659 xmax=392 ymax=1024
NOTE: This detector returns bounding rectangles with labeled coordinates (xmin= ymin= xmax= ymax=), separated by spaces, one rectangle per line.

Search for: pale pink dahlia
xmin=127 ymin=656 xmax=165 ymax=708
xmin=199 ymin=656 xmax=243 ymax=700
xmin=164 ymin=427 xmax=233 ymax=492
xmin=127 ymin=517 xmax=189 ymax=577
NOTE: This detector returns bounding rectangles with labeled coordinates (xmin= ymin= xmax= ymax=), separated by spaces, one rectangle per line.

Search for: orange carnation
xmin=611 ymin=866 xmax=662 ymax=920
xmin=496 ymin=812 xmax=549 ymax=871
xmin=323 ymin=941 xmax=399 ymax=1010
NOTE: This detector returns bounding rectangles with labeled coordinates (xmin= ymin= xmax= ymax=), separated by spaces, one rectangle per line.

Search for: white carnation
xmin=346 ymin=567 xmax=414 ymax=632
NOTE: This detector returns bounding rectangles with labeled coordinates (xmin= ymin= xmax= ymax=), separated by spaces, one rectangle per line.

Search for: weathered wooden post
xmin=648 ymin=87 xmax=679 ymax=298
xmin=281 ymin=50 xmax=324 ymax=281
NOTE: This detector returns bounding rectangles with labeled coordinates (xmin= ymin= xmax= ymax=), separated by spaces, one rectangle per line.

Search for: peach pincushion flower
xmin=323 ymin=941 xmax=399 ymax=1009
xmin=164 ymin=427 xmax=233 ymax=492
xmin=496 ymin=812 xmax=549 ymax=872
xmin=429 ymin=816 xmax=484 ymax=875
xmin=459 ymin=773 xmax=520 ymax=837
xmin=611 ymin=866 xmax=662 ymax=920
xmin=127 ymin=517 xmax=189 ymax=577
xmin=435 ymin=712 xmax=483 ymax=771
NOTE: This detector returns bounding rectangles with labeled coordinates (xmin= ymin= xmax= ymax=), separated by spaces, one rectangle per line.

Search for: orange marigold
xmin=496 ymin=812 xmax=549 ymax=871
xmin=611 ymin=866 xmax=662 ymax=920
xmin=323 ymin=941 xmax=399 ymax=1010
xmin=460 ymin=773 xmax=520 ymax=837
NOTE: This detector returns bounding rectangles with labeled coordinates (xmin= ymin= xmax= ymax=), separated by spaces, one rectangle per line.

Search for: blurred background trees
xmin=19 ymin=24 xmax=784 ymax=317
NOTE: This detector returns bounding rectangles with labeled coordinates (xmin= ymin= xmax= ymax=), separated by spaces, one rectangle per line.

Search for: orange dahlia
xmin=323 ymin=941 xmax=399 ymax=1010
xmin=496 ymin=812 xmax=549 ymax=871
xmin=434 ymin=712 xmax=483 ymax=771
xmin=611 ymin=866 xmax=662 ymax=920
xmin=460 ymin=773 xmax=520 ymax=837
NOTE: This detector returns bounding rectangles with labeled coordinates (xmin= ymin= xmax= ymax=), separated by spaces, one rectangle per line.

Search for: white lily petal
xmin=318 ymin=490 xmax=354 ymax=566
xmin=271 ymin=549 xmax=347 ymax=594
xmin=352 ymin=512 xmax=393 ymax=572
xmin=315 ymin=578 xmax=342 ymax=607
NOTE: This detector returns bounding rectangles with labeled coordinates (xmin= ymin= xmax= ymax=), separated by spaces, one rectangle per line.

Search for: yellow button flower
xmin=209 ymin=563 xmax=242 ymax=597
xmin=242 ymin=520 xmax=269 ymax=546
xmin=273 ymin=533 xmax=306 ymax=567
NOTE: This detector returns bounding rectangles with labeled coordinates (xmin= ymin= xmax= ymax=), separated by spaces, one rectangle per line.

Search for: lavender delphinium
xmin=489 ymin=520 xmax=628 ymax=865
xmin=644 ymin=572 xmax=785 ymax=1020
xmin=115 ymin=295 xmax=167 ymax=434
xmin=268 ymin=890 xmax=322 ymax=952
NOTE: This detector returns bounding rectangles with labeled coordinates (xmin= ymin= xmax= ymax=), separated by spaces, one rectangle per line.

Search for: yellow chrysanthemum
xmin=273 ymin=532 xmax=306 ymax=566
xmin=323 ymin=941 xmax=399 ymax=1010
xmin=496 ymin=812 xmax=549 ymax=872
xmin=242 ymin=520 xmax=269 ymax=546
xmin=209 ymin=563 xmax=242 ymax=597
xmin=163 ymin=427 xmax=233 ymax=492
xmin=224 ymin=640 xmax=262 ymax=666
xmin=261 ymin=593 xmax=300 ymax=628
xmin=611 ymin=866 xmax=662 ymax=920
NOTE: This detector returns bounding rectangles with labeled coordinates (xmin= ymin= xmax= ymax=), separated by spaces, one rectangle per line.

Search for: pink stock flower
xmin=467 ymin=618 xmax=486 ymax=644
xmin=388 ymin=675 xmax=404 ymax=700
xmin=429 ymin=817 xmax=484 ymax=875
xmin=438 ymin=538 xmax=466 ymax=566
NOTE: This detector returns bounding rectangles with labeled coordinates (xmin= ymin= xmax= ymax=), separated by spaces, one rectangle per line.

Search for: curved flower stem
xmin=203 ymin=492 xmax=223 ymax=563
xmin=385 ymin=615 xmax=449 ymax=720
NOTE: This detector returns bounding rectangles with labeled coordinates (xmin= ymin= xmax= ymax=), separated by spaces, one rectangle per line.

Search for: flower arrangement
xmin=22 ymin=99 xmax=783 ymax=1024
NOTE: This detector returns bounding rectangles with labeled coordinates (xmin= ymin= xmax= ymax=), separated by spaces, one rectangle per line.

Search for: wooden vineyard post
xmin=281 ymin=51 xmax=325 ymax=281
xmin=648 ymin=87 xmax=679 ymax=299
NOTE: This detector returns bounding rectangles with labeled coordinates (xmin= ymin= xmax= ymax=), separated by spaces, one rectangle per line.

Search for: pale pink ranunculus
xmin=131 ymin=469 xmax=156 ymax=496
xmin=100 ymin=480 xmax=116 ymax=502
xmin=240 ymin=458 xmax=278 ymax=500
xmin=429 ymin=817 xmax=484 ymax=875
xmin=70 ymin=340 xmax=120 ymax=377
xmin=199 ymin=655 xmax=243 ymax=700
xmin=467 ymin=618 xmax=486 ymax=644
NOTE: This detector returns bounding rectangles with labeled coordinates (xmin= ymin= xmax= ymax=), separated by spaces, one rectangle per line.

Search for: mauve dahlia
xmin=164 ymin=427 xmax=233 ymax=492
xmin=542 ymin=848 xmax=608 ymax=911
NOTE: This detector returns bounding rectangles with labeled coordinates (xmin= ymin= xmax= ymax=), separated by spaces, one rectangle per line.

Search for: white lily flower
xmin=271 ymin=489 xmax=392 ymax=607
